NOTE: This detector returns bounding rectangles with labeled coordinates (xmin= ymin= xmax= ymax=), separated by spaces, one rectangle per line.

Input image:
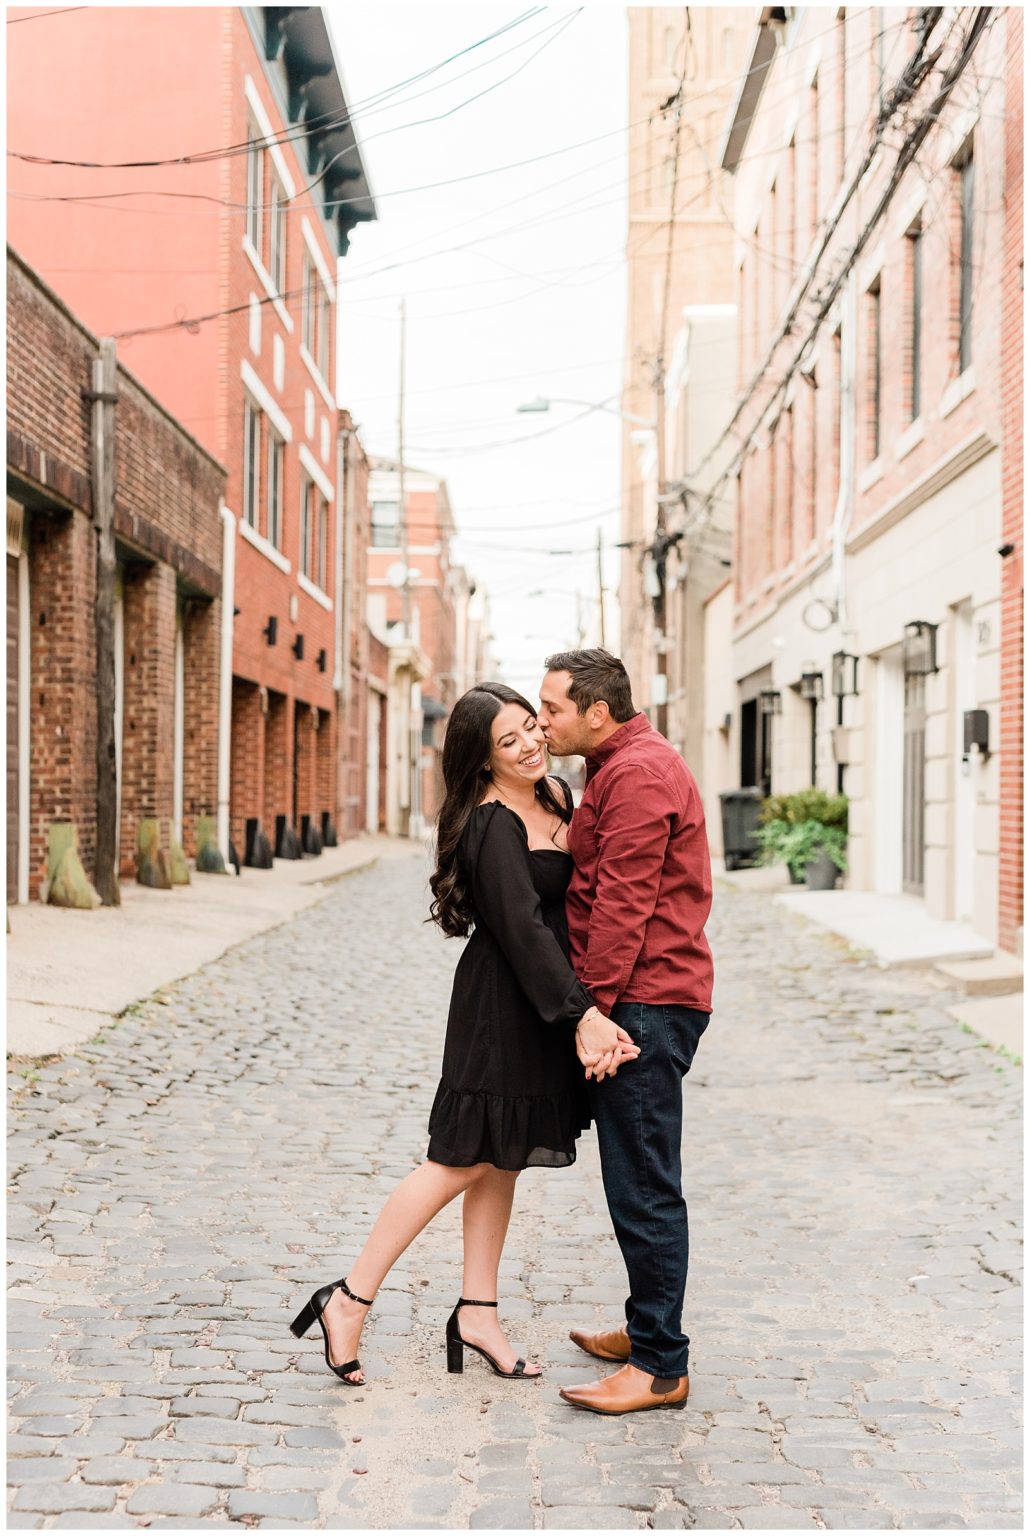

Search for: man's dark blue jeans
xmin=589 ymin=1002 xmax=710 ymax=1379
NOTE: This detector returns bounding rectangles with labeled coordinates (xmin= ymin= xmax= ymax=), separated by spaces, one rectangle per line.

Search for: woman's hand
xmin=575 ymin=1009 xmax=640 ymax=1082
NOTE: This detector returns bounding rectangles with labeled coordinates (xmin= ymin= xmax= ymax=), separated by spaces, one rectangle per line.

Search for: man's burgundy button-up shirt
xmin=566 ymin=712 xmax=714 ymax=1017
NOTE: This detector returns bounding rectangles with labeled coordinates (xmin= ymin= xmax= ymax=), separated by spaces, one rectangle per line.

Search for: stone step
xmin=934 ymin=953 xmax=1024 ymax=996
xmin=946 ymin=994 xmax=1024 ymax=1058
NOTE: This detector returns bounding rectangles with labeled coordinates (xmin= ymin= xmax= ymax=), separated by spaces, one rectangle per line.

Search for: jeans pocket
xmin=663 ymin=1006 xmax=709 ymax=1075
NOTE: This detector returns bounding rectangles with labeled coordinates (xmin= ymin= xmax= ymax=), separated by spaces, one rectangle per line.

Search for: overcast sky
xmin=328 ymin=3 xmax=628 ymax=694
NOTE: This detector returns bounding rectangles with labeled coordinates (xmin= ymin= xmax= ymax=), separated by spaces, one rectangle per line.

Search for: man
xmin=538 ymin=648 xmax=713 ymax=1416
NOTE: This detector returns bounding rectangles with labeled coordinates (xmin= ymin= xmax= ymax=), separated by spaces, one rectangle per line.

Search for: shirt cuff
xmin=586 ymin=985 xmax=619 ymax=1016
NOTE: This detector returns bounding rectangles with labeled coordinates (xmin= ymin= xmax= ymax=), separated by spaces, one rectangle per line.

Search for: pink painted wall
xmin=7 ymin=5 xmax=230 ymax=458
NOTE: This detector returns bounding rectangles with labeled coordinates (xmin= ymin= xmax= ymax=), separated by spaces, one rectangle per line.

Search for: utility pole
xmin=596 ymin=527 xmax=607 ymax=649
xmin=90 ymin=338 xmax=120 ymax=905
xmin=652 ymin=51 xmax=685 ymax=739
xmin=398 ymin=297 xmax=410 ymax=638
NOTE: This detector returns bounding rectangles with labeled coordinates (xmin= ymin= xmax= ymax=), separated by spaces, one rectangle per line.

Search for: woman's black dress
xmin=426 ymin=784 xmax=593 ymax=1171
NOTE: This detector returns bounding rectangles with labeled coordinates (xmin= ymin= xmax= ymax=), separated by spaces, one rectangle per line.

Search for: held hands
xmin=575 ymin=1007 xmax=641 ymax=1082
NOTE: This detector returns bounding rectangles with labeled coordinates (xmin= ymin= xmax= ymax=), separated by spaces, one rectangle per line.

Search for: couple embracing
xmin=290 ymin=649 xmax=714 ymax=1416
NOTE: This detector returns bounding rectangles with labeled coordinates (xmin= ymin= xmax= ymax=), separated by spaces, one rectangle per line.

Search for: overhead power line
xmin=7 ymin=7 xmax=547 ymax=169
xmin=679 ymin=7 xmax=994 ymax=529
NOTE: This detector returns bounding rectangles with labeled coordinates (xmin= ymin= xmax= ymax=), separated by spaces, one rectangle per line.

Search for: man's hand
xmin=576 ymin=1009 xmax=640 ymax=1082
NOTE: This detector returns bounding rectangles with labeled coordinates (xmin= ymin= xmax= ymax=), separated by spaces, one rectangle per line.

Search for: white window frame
xmin=242 ymin=395 xmax=261 ymax=529
xmin=269 ymin=171 xmax=287 ymax=296
xmin=299 ymin=473 xmax=313 ymax=580
xmin=246 ymin=120 xmax=263 ymax=254
xmin=266 ymin=428 xmax=285 ymax=552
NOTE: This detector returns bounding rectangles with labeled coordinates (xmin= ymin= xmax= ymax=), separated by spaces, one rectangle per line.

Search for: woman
xmin=288 ymin=683 xmax=637 ymax=1385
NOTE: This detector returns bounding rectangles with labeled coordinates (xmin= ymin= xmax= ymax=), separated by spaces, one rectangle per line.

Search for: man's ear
xmin=589 ymin=700 xmax=611 ymax=730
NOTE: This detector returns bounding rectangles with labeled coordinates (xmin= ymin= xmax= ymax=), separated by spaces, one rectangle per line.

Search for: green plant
xmin=755 ymin=791 xmax=849 ymax=878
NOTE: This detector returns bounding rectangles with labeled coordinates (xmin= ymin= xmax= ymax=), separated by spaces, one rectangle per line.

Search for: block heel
xmin=288 ymin=1276 xmax=373 ymax=1385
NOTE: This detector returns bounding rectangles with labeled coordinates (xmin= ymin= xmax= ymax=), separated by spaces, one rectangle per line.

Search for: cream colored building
xmin=716 ymin=7 xmax=1009 ymax=946
xmin=619 ymin=6 xmax=753 ymax=856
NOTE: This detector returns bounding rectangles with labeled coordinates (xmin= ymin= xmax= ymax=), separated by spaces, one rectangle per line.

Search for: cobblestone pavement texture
xmin=7 ymin=848 xmax=1023 ymax=1530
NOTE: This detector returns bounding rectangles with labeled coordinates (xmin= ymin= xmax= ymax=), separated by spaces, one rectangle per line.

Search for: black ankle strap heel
xmin=288 ymin=1275 xmax=374 ymax=1385
xmin=445 ymin=1298 xmax=535 ymax=1380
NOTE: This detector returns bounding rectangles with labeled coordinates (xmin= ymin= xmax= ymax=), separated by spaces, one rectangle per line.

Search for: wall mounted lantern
xmin=903 ymin=620 xmax=938 ymax=676
xmin=292 ymin=633 xmax=305 ymax=661
xmin=799 ymin=662 xmax=824 ymax=701
xmin=316 ymin=648 xmax=327 ymax=673
xmin=262 ymin=615 xmax=278 ymax=646
xmin=758 ymin=688 xmax=782 ymax=716
xmin=831 ymin=650 xmax=860 ymax=698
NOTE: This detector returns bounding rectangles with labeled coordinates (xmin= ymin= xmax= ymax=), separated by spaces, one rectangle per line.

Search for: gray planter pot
xmin=805 ymin=849 xmax=840 ymax=891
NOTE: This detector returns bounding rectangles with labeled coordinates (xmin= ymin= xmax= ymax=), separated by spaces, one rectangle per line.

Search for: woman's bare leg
xmin=456 ymin=1168 xmax=541 ymax=1375
xmin=321 ymin=1159 xmax=486 ymax=1382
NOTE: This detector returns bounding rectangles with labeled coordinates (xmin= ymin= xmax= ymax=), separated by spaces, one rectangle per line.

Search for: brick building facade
xmin=7 ymin=5 xmax=376 ymax=872
xmin=6 ymin=249 xmax=226 ymax=903
xmin=366 ymin=460 xmax=459 ymax=828
xmin=717 ymin=8 xmax=1013 ymax=948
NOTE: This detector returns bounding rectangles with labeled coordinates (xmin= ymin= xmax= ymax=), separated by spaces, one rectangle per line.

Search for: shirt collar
xmin=584 ymin=711 xmax=650 ymax=771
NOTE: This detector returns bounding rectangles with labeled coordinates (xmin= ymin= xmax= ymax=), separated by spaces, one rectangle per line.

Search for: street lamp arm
xmin=516 ymin=394 xmax=655 ymax=429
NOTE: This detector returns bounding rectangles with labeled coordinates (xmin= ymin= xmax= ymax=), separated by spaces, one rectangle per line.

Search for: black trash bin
xmin=719 ymin=787 xmax=764 ymax=871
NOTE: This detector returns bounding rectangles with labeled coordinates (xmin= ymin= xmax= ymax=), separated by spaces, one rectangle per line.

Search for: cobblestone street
xmin=7 ymin=848 xmax=1023 ymax=1531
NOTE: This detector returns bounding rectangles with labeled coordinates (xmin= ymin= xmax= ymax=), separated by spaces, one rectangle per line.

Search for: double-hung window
xmin=246 ymin=124 xmax=264 ymax=255
xmin=269 ymin=173 xmax=287 ymax=294
xmin=266 ymin=429 xmax=284 ymax=550
xmin=958 ymin=147 xmax=975 ymax=374
xmin=908 ymin=226 xmax=923 ymax=420
xmin=243 ymin=398 xmax=261 ymax=529
xmin=302 ymin=249 xmax=331 ymax=380
xmin=300 ymin=475 xmax=314 ymax=579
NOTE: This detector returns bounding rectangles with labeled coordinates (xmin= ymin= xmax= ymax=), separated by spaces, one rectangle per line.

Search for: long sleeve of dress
xmin=468 ymin=806 xmax=594 ymax=1027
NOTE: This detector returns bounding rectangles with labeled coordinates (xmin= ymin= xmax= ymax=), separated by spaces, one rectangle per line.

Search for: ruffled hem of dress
xmin=426 ymin=1081 xmax=592 ymax=1171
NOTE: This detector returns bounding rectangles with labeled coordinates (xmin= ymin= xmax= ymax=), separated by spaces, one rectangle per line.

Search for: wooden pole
xmin=91 ymin=338 xmax=120 ymax=905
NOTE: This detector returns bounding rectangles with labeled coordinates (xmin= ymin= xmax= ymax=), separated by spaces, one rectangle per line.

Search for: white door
xmin=873 ymin=646 xmax=904 ymax=895
xmin=366 ymin=690 xmax=381 ymax=835
xmin=952 ymin=600 xmax=975 ymax=922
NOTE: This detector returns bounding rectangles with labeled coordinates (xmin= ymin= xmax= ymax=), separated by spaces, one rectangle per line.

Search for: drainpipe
xmin=830 ymin=274 xmax=857 ymax=795
xmin=335 ymin=427 xmax=353 ymax=836
xmin=217 ymin=500 xmax=236 ymax=861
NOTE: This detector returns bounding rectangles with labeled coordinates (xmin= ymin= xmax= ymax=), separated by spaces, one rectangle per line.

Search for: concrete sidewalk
xmin=5 ymin=836 xmax=429 ymax=1059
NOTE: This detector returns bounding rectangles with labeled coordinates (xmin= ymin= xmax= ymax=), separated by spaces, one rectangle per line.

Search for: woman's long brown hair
xmin=428 ymin=682 xmax=569 ymax=938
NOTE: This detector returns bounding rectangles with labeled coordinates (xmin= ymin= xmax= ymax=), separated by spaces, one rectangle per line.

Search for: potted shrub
xmin=755 ymin=791 xmax=848 ymax=888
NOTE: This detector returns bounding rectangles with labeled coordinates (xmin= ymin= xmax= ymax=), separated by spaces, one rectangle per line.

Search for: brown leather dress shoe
xmin=568 ymin=1325 xmax=631 ymax=1362
xmin=559 ymin=1362 xmax=689 ymax=1415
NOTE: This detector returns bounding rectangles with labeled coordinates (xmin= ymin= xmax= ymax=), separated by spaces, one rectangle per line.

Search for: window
xmin=316 ymin=493 xmax=328 ymax=591
xmin=303 ymin=249 xmax=331 ymax=379
xmin=246 ymin=124 xmax=264 ymax=254
xmin=867 ymin=278 xmax=882 ymax=461
xmin=908 ymin=226 xmax=923 ymax=419
xmin=266 ymin=429 xmax=284 ymax=550
xmin=269 ymin=173 xmax=286 ymax=294
xmin=243 ymin=398 xmax=261 ymax=528
xmin=371 ymin=498 xmax=401 ymax=549
xmin=958 ymin=149 xmax=975 ymax=373
xmin=300 ymin=476 xmax=313 ymax=579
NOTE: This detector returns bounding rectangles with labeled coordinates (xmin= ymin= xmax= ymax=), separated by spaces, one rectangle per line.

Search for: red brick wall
xmin=7 ymin=251 xmax=225 ymax=897
xmin=182 ymin=595 xmax=222 ymax=858
xmin=230 ymin=678 xmax=264 ymax=859
xmin=120 ymin=560 xmax=177 ymax=875
xmin=27 ymin=510 xmax=98 ymax=895
xmin=999 ymin=7 xmax=1023 ymax=955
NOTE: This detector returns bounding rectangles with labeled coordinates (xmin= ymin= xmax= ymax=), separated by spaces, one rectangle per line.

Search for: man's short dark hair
xmin=544 ymin=648 xmax=637 ymax=722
